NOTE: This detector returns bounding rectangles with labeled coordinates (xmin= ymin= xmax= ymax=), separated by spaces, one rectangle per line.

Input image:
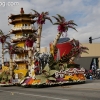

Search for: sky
xmin=0 ymin=0 xmax=100 ymax=60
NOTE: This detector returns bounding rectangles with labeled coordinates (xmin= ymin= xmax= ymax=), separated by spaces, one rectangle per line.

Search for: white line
xmin=0 ymin=90 xmax=69 ymax=100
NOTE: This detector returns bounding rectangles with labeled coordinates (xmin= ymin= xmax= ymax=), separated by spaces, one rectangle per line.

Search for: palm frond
xmin=68 ymin=25 xmax=77 ymax=32
xmin=65 ymin=27 xmax=68 ymax=31
xmin=82 ymin=50 xmax=89 ymax=54
xmin=0 ymin=29 xmax=3 ymax=35
xmin=4 ymin=50 xmax=8 ymax=54
xmin=68 ymin=20 xmax=77 ymax=26
xmin=31 ymin=9 xmax=40 ymax=15
xmin=32 ymin=20 xmax=37 ymax=24
xmin=45 ymin=17 xmax=53 ymax=24
xmin=44 ymin=12 xmax=49 ymax=15
xmin=57 ymin=14 xmax=65 ymax=22
xmin=81 ymin=47 xmax=89 ymax=50
xmin=52 ymin=16 xmax=60 ymax=22
xmin=53 ymin=22 xmax=60 ymax=25
xmin=6 ymin=33 xmax=10 ymax=36
xmin=5 ymin=42 xmax=10 ymax=46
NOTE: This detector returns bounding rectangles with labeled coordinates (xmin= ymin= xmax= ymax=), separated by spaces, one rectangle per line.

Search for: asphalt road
xmin=0 ymin=79 xmax=100 ymax=100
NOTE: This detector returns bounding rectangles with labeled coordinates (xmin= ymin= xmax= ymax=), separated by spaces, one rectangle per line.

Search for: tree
xmin=4 ymin=42 xmax=19 ymax=77
xmin=0 ymin=29 xmax=10 ymax=66
xmin=31 ymin=9 xmax=53 ymax=52
xmin=52 ymin=14 xmax=77 ymax=48
xmin=25 ymin=34 xmax=37 ymax=74
xmin=25 ymin=34 xmax=37 ymax=56
xmin=69 ymin=39 xmax=89 ymax=63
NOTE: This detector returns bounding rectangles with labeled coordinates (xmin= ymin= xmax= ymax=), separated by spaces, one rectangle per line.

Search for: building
xmin=75 ymin=43 xmax=100 ymax=70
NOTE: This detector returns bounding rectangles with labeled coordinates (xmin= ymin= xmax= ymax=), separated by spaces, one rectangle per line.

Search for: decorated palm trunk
xmin=36 ymin=24 xmax=42 ymax=52
xmin=69 ymin=57 xmax=75 ymax=63
xmin=28 ymin=47 xmax=32 ymax=72
xmin=53 ymin=32 xmax=61 ymax=47
xmin=2 ymin=43 xmax=4 ymax=66
xmin=9 ymin=56 xmax=13 ymax=77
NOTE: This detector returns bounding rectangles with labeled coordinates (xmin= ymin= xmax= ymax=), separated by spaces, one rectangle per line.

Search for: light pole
xmin=89 ymin=36 xmax=100 ymax=44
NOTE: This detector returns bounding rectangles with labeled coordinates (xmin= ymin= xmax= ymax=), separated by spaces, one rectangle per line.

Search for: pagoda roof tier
xmin=13 ymin=47 xmax=34 ymax=54
xmin=11 ymin=37 xmax=27 ymax=43
xmin=10 ymin=29 xmax=37 ymax=34
xmin=8 ymin=13 xmax=35 ymax=19
xmin=14 ymin=49 xmax=28 ymax=54
xmin=11 ymin=39 xmax=25 ymax=43
xmin=14 ymin=59 xmax=28 ymax=63
xmin=9 ymin=19 xmax=36 ymax=25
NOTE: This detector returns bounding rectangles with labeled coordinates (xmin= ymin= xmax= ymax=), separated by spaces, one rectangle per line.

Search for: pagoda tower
xmin=8 ymin=8 xmax=36 ymax=82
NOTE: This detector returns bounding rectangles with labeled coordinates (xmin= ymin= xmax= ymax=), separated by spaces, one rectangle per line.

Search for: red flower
xmin=37 ymin=14 xmax=45 ymax=24
xmin=58 ymin=23 xmax=66 ymax=33
xmin=25 ymin=39 xmax=34 ymax=47
xmin=34 ymin=60 xmax=39 ymax=66
xmin=0 ymin=36 xmax=6 ymax=43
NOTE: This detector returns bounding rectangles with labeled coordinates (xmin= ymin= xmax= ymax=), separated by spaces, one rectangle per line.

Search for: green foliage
xmin=35 ymin=74 xmax=47 ymax=84
xmin=43 ymin=64 xmax=50 ymax=72
xmin=48 ymin=54 xmax=60 ymax=70
xmin=48 ymin=53 xmax=68 ymax=71
xmin=35 ymin=64 xmax=57 ymax=84
xmin=8 ymin=75 xmax=12 ymax=80
xmin=0 ymin=74 xmax=2 ymax=81
xmin=0 ymin=71 xmax=12 ymax=84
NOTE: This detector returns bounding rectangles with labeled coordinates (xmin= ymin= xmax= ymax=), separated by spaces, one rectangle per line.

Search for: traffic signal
xmin=89 ymin=37 xmax=92 ymax=43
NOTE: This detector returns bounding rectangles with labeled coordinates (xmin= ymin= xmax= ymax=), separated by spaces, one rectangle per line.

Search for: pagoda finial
xmin=20 ymin=7 xmax=24 ymax=14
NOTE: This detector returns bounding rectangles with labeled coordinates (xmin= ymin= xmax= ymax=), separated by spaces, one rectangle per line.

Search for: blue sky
xmin=0 ymin=0 xmax=100 ymax=60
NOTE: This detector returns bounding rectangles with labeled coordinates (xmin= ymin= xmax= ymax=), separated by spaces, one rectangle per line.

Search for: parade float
xmin=0 ymin=8 xmax=89 ymax=87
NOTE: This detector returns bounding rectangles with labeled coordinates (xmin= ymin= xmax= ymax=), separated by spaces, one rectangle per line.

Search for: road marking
xmin=60 ymin=86 xmax=100 ymax=91
xmin=0 ymin=90 xmax=69 ymax=100
xmin=61 ymin=86 xmax=72 ymax=88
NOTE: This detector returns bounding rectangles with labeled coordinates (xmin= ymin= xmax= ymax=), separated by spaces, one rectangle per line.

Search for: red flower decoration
xmin=0 ymin=36 xmax=6 ymax=43
xmin=37 ymin=14 xmax=45 ymax=24
xmin=25 ymin=39 xmax=34 ymax=47
xmin=58 ymin=23 xmax=66 ymax=33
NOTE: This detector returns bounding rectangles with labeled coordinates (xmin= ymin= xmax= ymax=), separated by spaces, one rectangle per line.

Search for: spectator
xmin=92 ymin=63 xmax=96 ymax=75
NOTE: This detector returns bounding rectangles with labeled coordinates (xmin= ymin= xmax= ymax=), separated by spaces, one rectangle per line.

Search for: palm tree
xmin=69 ymin=39 xmax=89 ymax=63
xmin=31 ymin=9 xmax=53 ymax=52
xmin=4 ymin=42 xmax=19 ymax=77
xmin=0 ymin=29 xmax=10 ymax=66
xmin=52 ymin=14 xmax=77 ymax=48
xmin=25 ymin=34 xmax=37 ymax=72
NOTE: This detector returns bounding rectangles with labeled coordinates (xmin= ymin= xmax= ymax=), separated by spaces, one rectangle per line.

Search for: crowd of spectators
xmin=85 ymin=63 xmax=100 ymax=79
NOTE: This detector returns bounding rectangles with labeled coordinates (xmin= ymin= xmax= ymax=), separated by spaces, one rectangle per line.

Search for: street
xmin=0 ymin=79 xmax=100 ymax=100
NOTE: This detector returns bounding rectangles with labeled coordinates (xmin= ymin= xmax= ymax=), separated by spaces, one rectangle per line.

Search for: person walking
xmin=92 ymin=63 xmax=96 ymax=77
